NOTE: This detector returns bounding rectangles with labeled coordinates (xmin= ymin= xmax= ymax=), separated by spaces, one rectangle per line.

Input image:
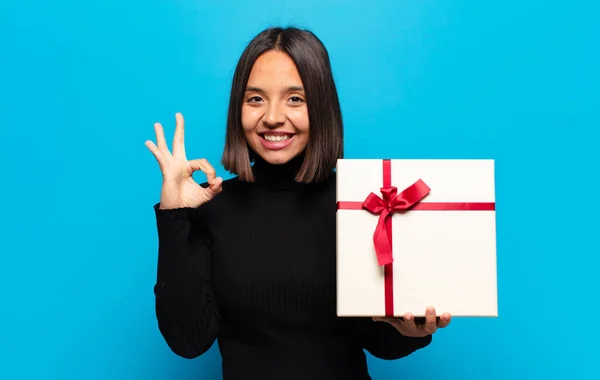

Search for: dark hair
xmin=221 ymin=26 xmax=344 ymax=183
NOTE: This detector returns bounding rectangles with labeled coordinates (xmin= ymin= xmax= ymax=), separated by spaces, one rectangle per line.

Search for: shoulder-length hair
xmin=221 ymin=26 xmax=344 ymax=183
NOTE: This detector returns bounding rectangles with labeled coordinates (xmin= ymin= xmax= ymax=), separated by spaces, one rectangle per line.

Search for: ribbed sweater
xmin=152 ymin=154 xmax=432 ymax=380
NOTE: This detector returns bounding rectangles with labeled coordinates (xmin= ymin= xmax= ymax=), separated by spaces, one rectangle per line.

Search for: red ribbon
xmin=362 ymin=179 xmax=431 ymax=266
xmin=336 ymin=159 xmax=495 ymax=316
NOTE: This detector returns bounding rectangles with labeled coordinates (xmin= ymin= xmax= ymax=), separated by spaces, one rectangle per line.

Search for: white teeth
xmin=264 ymin=134 xmax=290 ymax=142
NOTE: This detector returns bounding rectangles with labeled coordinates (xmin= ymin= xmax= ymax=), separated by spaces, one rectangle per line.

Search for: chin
xmin=258 ymin=151 xmax=300 ymax=165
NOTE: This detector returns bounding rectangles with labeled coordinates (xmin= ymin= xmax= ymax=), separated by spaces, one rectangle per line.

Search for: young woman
xmin=145 ymin=26 xmax=451 ymax=379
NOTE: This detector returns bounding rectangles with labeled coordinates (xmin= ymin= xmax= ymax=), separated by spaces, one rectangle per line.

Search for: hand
xmin=373 ymin=307 xmax=451 ymax=338
xmin=145 ymin=113 xmax=223 ymax=209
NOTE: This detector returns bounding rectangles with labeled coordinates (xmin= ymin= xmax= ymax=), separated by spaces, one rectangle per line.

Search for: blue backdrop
xmin=1 ymin=0 xmax=598 ymax=379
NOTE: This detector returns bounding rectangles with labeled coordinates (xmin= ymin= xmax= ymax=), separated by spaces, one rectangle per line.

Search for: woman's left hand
xmin=373 ymin=307 xmax=451 ymax=338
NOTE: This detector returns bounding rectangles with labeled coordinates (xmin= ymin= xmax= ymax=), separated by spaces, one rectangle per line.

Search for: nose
xmin=262 ymin=102 xmax=286 ymax=127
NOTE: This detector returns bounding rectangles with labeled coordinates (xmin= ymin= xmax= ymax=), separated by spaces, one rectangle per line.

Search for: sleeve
xmin=354 ymin=318 xmax=432 ymax=360
xmin=152 ymin=203 xmax=222 ymax=359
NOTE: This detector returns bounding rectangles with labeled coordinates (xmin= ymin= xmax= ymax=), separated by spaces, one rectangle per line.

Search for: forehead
xmin=247 ymin=50 xmax=303 ymax=86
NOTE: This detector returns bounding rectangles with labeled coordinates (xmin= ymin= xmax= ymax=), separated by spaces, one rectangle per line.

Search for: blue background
xmin=1 ymin=0 xmax=598 ymax=378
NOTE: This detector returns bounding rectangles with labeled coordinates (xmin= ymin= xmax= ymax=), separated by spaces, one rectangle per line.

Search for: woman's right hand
xmin=145 ymin=113 xmax=223 ymax=210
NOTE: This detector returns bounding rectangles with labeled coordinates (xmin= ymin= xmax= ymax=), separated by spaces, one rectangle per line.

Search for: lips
xmin=258 ymin=132 xmax=295 ymax=150
xmin=259 ymin=131 xmax=295 ymax=136
xmin=259 ymin=131 xmax=295 ymax=141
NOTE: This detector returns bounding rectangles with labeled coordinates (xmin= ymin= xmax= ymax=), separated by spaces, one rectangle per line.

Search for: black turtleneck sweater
xmin=152 ymin=154 xmax=432 ymax=380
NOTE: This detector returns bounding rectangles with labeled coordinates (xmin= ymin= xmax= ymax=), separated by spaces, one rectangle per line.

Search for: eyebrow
xmin=245 ymin=85 xmax=305 ymax=93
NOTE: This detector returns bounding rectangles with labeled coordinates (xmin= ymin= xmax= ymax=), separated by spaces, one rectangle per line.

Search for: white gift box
xmin=336 ymin=159 xmax=498 ymax=317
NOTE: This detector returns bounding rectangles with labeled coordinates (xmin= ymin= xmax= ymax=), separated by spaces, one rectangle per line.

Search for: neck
xmin=251 ymin=152 xmax=307 ymax=190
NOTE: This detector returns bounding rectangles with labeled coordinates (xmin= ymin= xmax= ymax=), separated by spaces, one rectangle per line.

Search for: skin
xmin=146 ymin=112 xmax=223 ymax=210
xmin=373 ymin=307 xmax=452 ymax=337
xmin=145 ymin=49 xmax=451 ymax=338
xmin=241 ymin=50 xmax=310 ymax=165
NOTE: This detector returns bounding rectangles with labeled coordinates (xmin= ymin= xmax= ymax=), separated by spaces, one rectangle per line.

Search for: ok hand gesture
xmin=145 ymin=113 xmax=223 ymax=210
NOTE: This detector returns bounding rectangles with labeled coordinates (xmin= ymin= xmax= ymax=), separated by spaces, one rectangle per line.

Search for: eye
xmin=246 ymin=96 xmax=263 ymax=103
xmin=289 ymin=96 xmax=305 ymax=104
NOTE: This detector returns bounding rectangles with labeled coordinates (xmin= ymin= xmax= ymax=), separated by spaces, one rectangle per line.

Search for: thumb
xmin=207 ymin=176 xmax=223 ymax=196
xmin=199 ymin=176 xmax=223 ymax=204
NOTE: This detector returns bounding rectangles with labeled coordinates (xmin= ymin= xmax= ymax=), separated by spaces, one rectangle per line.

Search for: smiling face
xmin=241 ymin=50 xmax=309 ymax=165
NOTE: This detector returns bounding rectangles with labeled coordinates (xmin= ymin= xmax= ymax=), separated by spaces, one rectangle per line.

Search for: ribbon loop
xmin=362 ymin=180 xmax=431 ymax=266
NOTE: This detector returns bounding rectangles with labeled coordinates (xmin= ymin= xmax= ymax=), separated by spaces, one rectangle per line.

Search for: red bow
xmin=362 ymin=180 xmax=431 ymax=266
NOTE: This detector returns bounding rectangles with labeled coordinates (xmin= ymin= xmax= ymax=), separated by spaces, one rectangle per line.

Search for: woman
xmin=145 ymin=26 xmax=451 ymax=379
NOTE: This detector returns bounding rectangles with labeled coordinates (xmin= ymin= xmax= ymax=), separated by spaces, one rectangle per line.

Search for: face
xmin=242 ymin=50 xmax=309 ymax=165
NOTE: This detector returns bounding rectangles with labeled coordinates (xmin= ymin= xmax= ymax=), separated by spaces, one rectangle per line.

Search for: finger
xmin=423 ymin=307 xmax=438 ymax=334
xmin=189 ymin=158 xmax=219 ymax=188
xmin=153 ymin=122 xmax=169 ymax=153
xmin=438 ymin=312 xmax=452 ymax=328
xmin=145 ymin=140 xmax=165 ymax=170
xmin=189 ymin=158 xmax=223 ymax=202
xmin=211 ymin=176 xmax=224 ymax=194
xmin=172 ymin=112 xmax=185 ymax=157
xmin=401 ymin=312 xmax=416 ymax=328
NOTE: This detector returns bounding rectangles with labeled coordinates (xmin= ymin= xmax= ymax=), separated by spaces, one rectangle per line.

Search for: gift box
xmin=336 ymin=159 xmax=498 ymax=317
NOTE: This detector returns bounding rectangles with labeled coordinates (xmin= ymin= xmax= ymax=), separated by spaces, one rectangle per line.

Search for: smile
xmin=263 ymin=134 xmax=291 ymax=142
xmin=258 ymin=133 xmax=295 ymax=150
